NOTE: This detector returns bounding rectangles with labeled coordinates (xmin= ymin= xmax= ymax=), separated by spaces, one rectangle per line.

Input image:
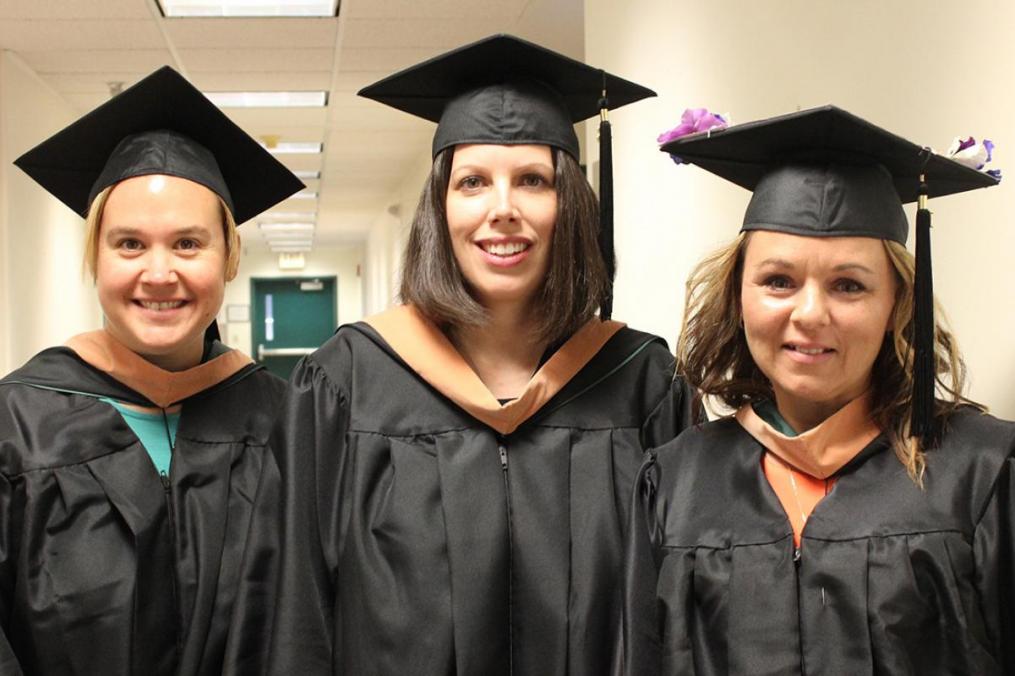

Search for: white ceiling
xmin=0 ymin=0 xmax=584 ymax=249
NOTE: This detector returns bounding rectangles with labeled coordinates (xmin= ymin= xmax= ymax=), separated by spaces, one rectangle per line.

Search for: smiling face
xmin=445 ymin=144 xmax=557 ymax=312
xmin=740 ymin=230 xmax=897 ymax=430
xmin=96 ymin=174 xmax=228 ymax=371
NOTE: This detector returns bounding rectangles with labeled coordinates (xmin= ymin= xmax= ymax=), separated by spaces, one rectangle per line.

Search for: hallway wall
xmin=585 ymin=0 xmax=1015 ymax=418
xmin=0 ymin=51 xmax=102 ymax=374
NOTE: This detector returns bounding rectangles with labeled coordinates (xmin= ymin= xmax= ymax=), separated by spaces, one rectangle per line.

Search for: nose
xmin=140 ymin=248 xmax=178 ymax=285
xmin=791 ymin=282 xmax=830 ymax=329
xmin=489 ymin=180 xmax=519 ymax=226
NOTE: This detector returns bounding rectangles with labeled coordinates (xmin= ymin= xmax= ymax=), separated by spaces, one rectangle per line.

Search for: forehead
xmin=743 ymin=230 xmax=892 ymax=269
xmin=450 ymin=143 xmax=554 ymax=168
xmin=101 ymin=174 xmax=222 ymax=224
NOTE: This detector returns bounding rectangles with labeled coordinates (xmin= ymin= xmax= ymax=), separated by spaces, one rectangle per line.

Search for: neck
xmin=103 ymin=327 xmax=204 ymax=372
xmin=774 ymin=391 xmax=860 ymax=433
xmin=450 ymin=300 xmax=546 ymax=400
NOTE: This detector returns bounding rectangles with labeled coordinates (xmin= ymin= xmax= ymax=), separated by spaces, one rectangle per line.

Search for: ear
xmin=224 ymin=231 xmax=241 ymax=282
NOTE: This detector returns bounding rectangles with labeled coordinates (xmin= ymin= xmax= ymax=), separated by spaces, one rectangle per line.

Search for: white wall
xmin=221 ymin=243 xmax=364 ymax=356
xmin=0 ymin=51 xmax=103 ymax=374
xmin=585 ymin=0 xmax=1015 ymax=419
xmin=362 ymin=151 xmax=431 ymax=316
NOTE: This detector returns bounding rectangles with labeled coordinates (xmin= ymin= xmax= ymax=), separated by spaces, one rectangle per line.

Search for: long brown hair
xmin=399 ymin=146 xmax=608 ymax=346
xmin=677 ymin=232 xmax=978 ymax=482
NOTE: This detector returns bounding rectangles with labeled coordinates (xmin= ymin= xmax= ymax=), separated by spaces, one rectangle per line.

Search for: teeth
xmin=140 ymin=300 xmax=183 ymax=311
xmin=484 ymin=241 xmax=529 ymax=256
xmin=793 ymin=346 xmax=828 ymax=355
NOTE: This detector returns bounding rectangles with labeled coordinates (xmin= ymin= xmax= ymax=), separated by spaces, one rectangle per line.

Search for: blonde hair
xmin=677 ymin=232 xmax=979 ymax=483
xmin=82 ymin=182 xmax=240 ymax=281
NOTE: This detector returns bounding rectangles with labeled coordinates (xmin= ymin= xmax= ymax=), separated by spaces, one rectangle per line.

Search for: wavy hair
xmin=676 ymin=232 xmax=978 ymax=482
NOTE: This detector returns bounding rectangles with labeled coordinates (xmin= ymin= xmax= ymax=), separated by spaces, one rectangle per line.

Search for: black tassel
xmin=598 ymin=95 xmax=615 ymax=320
xmin=911 ymin=181 xmax=936 ymax=445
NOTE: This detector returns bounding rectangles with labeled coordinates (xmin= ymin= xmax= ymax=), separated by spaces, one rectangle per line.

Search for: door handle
xmin=257 ymin=345 xmax=317 ymax=361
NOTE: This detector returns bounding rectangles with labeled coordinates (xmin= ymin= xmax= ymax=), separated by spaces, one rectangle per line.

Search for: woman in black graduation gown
xmin=0 ymin=68 xmax=302 ymax=675
xmin=225 ymin=35 xmax=700 ymax=675
xmin=622 ymin=106 xmax=1013 ymax=675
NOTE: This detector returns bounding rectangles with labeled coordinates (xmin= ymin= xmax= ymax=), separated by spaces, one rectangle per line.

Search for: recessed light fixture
xmin=204 ymin=91 xmax=327 ymax=108
xmin=158 ymin=0 xmax=339 ymax=18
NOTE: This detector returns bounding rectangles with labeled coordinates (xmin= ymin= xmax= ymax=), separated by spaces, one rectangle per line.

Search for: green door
xmin=251 ymin=276 xmax=337 ymax=379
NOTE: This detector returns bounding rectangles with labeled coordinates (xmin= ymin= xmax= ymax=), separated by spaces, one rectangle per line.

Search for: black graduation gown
xmin=0 ymin=344 xmax=285 ymax=676
xmin=622 ymin=407 xmax=1015 ymax=676
xmin=225 ymin=319 xmax=700 ymax=675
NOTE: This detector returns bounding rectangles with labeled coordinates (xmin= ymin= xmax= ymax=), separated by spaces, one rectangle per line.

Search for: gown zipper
xmin=160 ymin=408 xmax=182 ymax=656
xmin=498 ymin=435 xmax=514 ymax=675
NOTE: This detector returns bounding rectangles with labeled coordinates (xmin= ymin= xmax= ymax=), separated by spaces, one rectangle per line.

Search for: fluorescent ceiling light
xmin=263 ymin=231 xmax=314 ymax=241
xmin=259 ymin=211 xmax=316 ymax=221
xmin=271 ymin=245 xmax=313 ymax=252
xmin=204 ymin=91 xmax=327 ymax=108
xmin=259 ymin=222 xmax=315 ymax=233
xmin=294 ymin=170 xmax=321 ymax=179
xmin=289 ymin=191 xmax=318 ymax=200
xmin=158 ymin=0 xmax=338 ymax=17
xmin=261 ymin=142 xmax=323 ymax=155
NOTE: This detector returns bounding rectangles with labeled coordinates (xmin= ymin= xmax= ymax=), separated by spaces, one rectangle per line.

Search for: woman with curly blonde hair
xmin=622 ymin=106 xmax=1014 ymax=675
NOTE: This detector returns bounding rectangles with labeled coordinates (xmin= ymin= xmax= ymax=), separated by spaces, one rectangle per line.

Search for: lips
xmin=135 ymin=300 xmax=186 ymax=311
xmin=783 ymin=342 xmax=836 ymax=364
xmin=784 ymin=343 xmax=834 ymax=355
xmin=475 ymin=238 xmax=533 ymax=268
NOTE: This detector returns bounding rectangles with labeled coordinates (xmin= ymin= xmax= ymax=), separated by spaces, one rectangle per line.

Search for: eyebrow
xmin=753 ymin=258 xmax=876 ymax=275
xmin=104 ymin=224 xmax=212 ymax=238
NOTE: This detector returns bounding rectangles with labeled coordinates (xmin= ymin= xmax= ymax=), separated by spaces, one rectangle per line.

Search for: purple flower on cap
xmin=947 ymin=136 xmax=999 ymax=180
xmin=659 ymin=108 xmax=729 ymax=164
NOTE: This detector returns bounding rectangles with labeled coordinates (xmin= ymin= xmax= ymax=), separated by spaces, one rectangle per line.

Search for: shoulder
xmin=300 ymin=322 xmax=397 ymax=395
xmin=928 ymin=407 xmax=1015 ymax=514
xmin=0 ymin=377 xmax=131 ymax=477
xmin=653 ymin=417 xmax=749 ymax=470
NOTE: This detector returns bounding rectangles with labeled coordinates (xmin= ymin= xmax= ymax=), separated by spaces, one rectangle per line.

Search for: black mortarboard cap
xmin=14 ymin=65 xmax=304 ymax=225
xmin=358 ymin=34 xmax=655 ymax=158
xmin=358 ymin=34 xmax=656 ymax=319
xmin=661 ymin=104 xmax=1000 ymax=445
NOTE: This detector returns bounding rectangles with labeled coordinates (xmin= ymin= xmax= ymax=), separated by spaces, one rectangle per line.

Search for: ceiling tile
xmin=190 ymin=71 xmax=333 ymax=90
xmin=340 ymin=18 xmax=519 ymax=48
xmin=180 ymin=47 xmax=333 ymax=72
xmin=0 ymin=20 xmax=164 ymax=51
xmin=0 ymin=0 xmax=152 ymax=19
xmin=163 ymin=17 xmax=338 ymax=48
xmin=342 ymin=0 xmax=527 ymax=19
xmin=19 ymin=49 xmax=176 ymax=73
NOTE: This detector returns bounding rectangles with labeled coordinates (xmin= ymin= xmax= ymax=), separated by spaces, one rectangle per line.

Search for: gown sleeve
xmin=225 ymin=356 xmax=348 ymax=675
xmin=973 ymin=446 xmax=1015 ymax=674
xmin=640 ymin=375 xmax=705 ymax=451
xmin=619 ymin=451 xmax=664 ymax=676
xmin=0 ymin=471 xmax=25 ymax=676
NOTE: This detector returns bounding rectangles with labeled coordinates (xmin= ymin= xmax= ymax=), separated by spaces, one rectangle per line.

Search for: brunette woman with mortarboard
xmin=225 ymin=35 xmax=702 ymax=676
